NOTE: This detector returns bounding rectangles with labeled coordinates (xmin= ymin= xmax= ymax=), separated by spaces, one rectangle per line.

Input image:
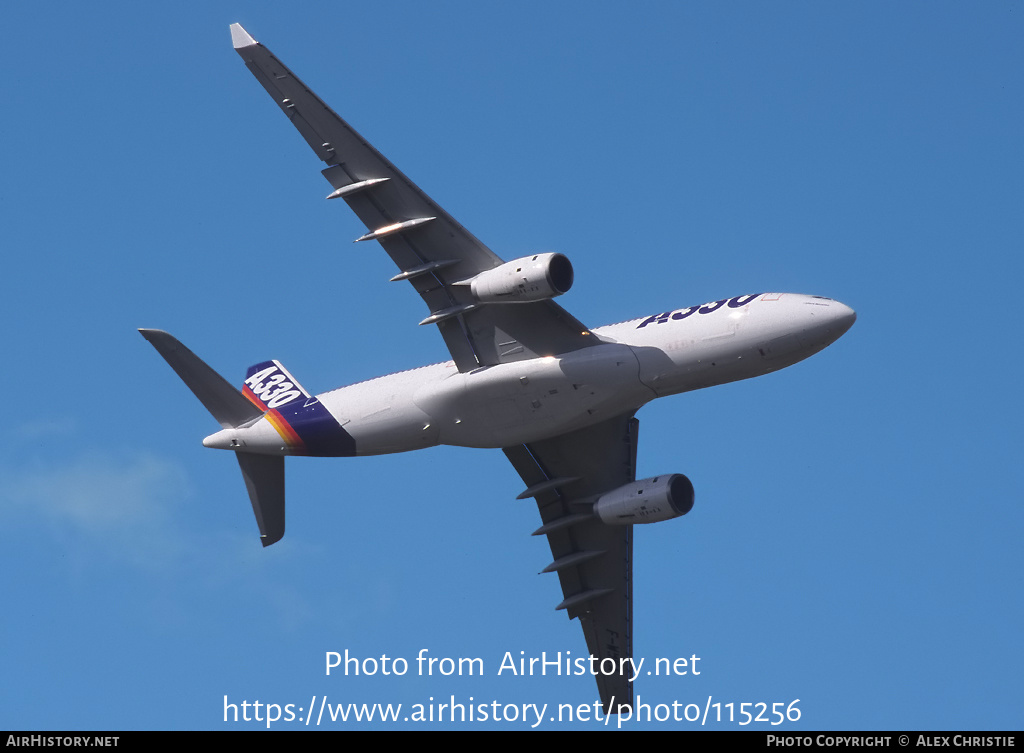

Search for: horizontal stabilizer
xmin=139 ymin=329 xmax=263 ymax=429
xmin=236 ymin=452 xmax=285 ymax=546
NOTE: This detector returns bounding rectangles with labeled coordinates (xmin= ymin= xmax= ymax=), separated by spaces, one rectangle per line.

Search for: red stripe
xmin=243 ymin=385 xmax=268 ymax=411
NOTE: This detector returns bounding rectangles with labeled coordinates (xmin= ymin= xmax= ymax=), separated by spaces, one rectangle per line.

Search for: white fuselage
xmin=205 ymin=293 xmax=855 ymax=456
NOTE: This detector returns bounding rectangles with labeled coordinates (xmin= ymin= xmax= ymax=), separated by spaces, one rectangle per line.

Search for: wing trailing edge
xmin=503 ymin=413 xmax=639 ymax=714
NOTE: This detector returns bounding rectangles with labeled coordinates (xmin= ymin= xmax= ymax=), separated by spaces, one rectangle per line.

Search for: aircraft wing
xmin=503 ymin=412 xmax=639 ymax=714
xmin=231 ymin=24 xmax=597 ymax=372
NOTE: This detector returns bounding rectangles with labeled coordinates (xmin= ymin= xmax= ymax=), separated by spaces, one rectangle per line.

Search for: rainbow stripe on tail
xmin=242 ymin=361 xmax=355 ymax=457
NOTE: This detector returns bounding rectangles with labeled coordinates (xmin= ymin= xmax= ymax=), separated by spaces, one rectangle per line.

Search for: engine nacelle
xmin=467 ymin=253 xmax=573 ymax=303
xmin=594 ymin=474 xmax=695 ymax=525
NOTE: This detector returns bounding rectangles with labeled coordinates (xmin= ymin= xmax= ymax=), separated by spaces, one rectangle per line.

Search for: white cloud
xmin=1 ymin=452 xmax=190 ymax=567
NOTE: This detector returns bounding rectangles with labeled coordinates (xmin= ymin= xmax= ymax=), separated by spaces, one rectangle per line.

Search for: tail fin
xmin=239 ymin=359 xmax=356 ymax=458
xmin=139 ymin=329 xmax=286 ymax=547
xmin=241 ymin=360 xmax=313 ymax=411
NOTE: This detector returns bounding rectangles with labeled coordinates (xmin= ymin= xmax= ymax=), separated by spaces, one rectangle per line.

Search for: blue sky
xmin=2 ymin=1 xmax=1021 ymax=730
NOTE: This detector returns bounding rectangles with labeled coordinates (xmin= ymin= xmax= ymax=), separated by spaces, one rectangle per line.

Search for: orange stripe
xmin=243 ymin=386 xmax=268 ymax=411
xmin=264 ymin=410 xmax=306 ymax=451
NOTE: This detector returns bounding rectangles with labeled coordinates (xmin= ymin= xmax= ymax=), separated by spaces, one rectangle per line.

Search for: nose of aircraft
xmin=832 ymin=301 xmax=857 ymax=337
xmin=799 ymin=297 xmax=857 ymax=350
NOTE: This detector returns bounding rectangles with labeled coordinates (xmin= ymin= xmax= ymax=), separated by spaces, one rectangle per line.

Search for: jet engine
xmin=465 ymin=253 xmax=574 ymax=303
xmin=594 ymin=474 xmax=695 ymax=525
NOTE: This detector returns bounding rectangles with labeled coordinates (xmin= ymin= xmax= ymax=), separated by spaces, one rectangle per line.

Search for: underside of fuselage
xmin=199 ymin=293 xmax=855 ymax=458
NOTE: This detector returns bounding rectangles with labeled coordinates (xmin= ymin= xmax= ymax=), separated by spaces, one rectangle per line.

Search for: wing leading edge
xmin=503 ymin=413 xmax=639 ymax=714
xmin=230 ymin=24 xmax=597 ymax=371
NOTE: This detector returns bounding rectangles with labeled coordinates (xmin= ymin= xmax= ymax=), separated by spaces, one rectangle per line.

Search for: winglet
xmin=230 ymin=23 xmax=257 ymax=49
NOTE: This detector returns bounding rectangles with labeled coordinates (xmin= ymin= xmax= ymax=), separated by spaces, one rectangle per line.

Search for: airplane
xmin=140 ymin=23 xmax=856 ymax=715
